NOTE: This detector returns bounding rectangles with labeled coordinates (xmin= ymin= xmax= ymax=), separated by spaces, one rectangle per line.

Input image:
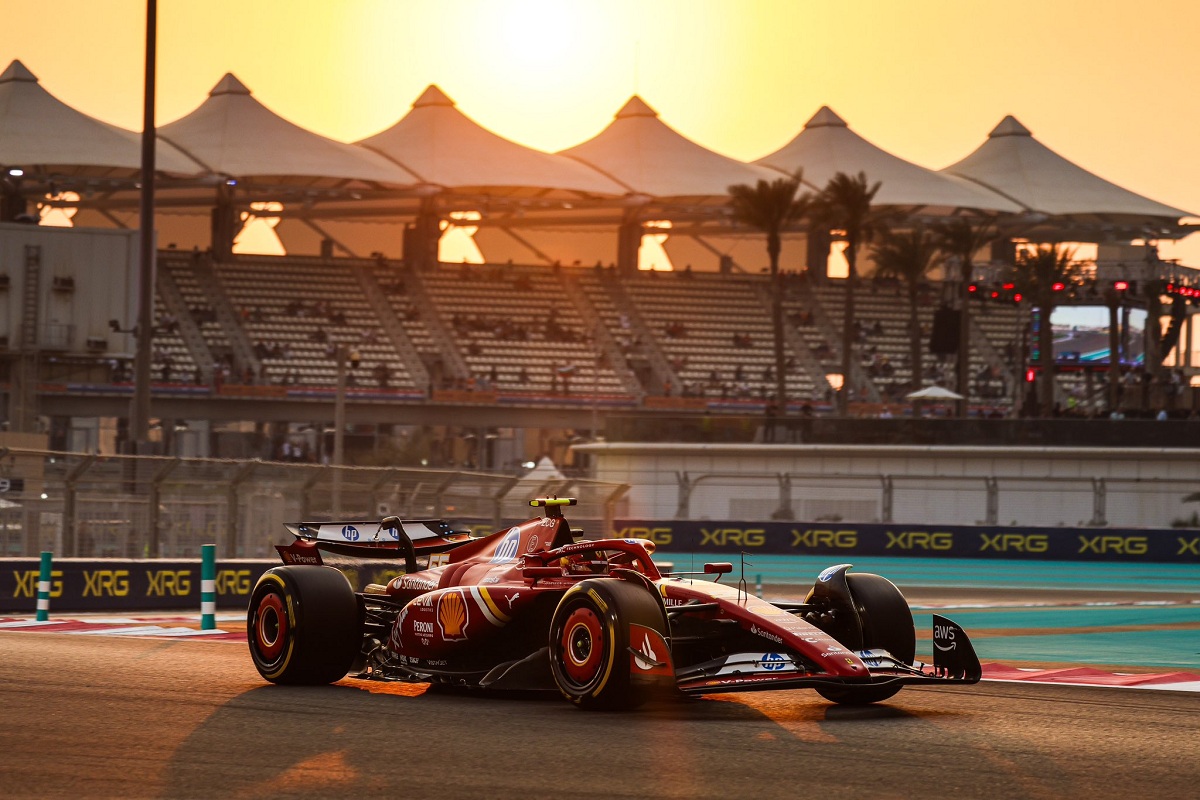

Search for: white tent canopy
xmin=159 ymin=74 xmax=417 ymax=188
xmin=0 ymin=59 xmax=200 ymax=177
xmin=906 ymin=385 xmax=964 ymax=400
xmin=560 ymin=96 xmax=782 ymax=203
xmin=756 ymin=106 xmax=1021 ymax=213
xmin=942 ymin=115 xmax=1191 ymax=224
xmin=357 ymin=85 xmax=626 ymax=199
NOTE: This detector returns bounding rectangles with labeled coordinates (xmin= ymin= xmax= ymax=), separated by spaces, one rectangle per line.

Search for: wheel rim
xmin=560 ymin=606 xmax=604 ymax=686
xmin=254 ymin=592 xmax=288 ymax=662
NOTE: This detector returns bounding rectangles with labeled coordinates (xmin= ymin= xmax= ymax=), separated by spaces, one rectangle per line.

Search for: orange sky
xmin=2 ymin=0 xmax=1199 ymax=261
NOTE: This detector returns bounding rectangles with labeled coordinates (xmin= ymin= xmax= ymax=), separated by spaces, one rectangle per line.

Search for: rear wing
xmin=277 ymin=517 xmax=473 ymax=570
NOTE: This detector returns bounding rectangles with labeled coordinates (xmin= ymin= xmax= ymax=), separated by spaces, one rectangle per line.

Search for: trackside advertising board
xmin=609 ymin=521 xmax=1200 ymax=564
xmin=0 ymin=559 xmax=418 ymax=613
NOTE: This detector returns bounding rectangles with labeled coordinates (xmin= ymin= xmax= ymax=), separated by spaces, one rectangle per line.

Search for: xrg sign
xmin=0 ymin=559 xmax=272 ymax=612
xmin=612 ymin=521 xmax=1198 ymax=563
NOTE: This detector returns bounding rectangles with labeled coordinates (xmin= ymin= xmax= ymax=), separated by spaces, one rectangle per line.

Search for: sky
xmin=2 ymin=0 xmax=1199 ymax=262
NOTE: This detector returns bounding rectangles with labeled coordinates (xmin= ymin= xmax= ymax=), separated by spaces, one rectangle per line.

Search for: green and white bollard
xmin=200 ymin=544 xmax=216 ymax=630
xmin=36 ymin=551 xmax=52 ymax=621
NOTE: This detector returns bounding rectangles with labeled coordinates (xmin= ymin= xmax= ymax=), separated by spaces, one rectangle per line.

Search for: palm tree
xmin=872 ymin=225 xmax=943 ymax=411
xmin=813 ymin=172 xmax=885 ymax=414
xmin=728 ymin=171 xmax=812 ymax=416
xmin=932 ymin=216 xmax=1000 ymax=417
xmin=1011 ymin=244 xmax=1085 ymax=417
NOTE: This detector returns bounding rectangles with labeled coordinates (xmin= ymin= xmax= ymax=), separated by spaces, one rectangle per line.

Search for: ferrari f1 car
xmin=248 ymin=498 xmax=981 ymax=710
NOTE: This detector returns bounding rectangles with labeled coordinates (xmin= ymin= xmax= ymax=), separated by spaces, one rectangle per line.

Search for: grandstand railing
xmin=0 ymin=448 xmax=628 ymax=559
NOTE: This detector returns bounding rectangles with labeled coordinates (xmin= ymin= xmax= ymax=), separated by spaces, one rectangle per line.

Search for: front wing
xmin=674 ymin=614 xmax=982 ymax=695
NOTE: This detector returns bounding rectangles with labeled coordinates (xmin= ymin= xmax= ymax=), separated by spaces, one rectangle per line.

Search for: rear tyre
xmin=549 ymin=579 xmax=670 ymax=711
xmin=817 ymin=572 xmax=914 ymax=705
xmin=247 ymin=565 xmax=361 ymax=685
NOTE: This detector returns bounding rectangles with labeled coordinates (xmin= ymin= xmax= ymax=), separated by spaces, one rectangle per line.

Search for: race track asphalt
xmin=2 ymin=633 xmax=1197 ymax=799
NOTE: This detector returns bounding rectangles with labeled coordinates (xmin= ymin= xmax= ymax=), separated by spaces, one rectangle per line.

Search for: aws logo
xmin=885 ymin=531 xmax=953 ymax=551
xmin=791 ymin=529 xmax=857 ymax=549
xmin=700 ymin=528 xmax=765 ymax=547
xmin=1078 ymin=535 xmax=1147 ymax=555
xmin=980 ymin=533 xmax=1049 ymax=553
xmin=614 ymin=527 xmax=673 ymax=546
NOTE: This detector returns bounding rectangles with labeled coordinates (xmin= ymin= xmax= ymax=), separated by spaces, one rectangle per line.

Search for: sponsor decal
xmin=885 ymin=531 xmax=953 ymax=551
xmin=525 ymin=534 xmax=540 ymax=553
xmin=13 ymin=570 xmax=64 ymax=598
xmin=413 ymin=620 xmax=435 ymax=636
xmin=490 ymin=527 xmax=522 ymax=563
xmin=750 ymin=624 xmax=783 ymax=644
xmin=145 ymin=570 xmax=191 ymax=597
xmin=791 ymin=529 xmax=857 ymax=549
xmin=614 ymin=526 xmax=673 ymax=546
xmin=393 ymin=575 xmax=437 ymax=592
xmin=341 ymin=525 xmax=360 ymax=542
xmin=215 ymin=569 xmax=252 ymax=595
xmin=633 ymin=632 xmax=659 ymax=671
xmin=437 ymin=591 xmax=469 ymax=640
xmin=1078 ymin=535 xmax=1148 ymax=556
xmin=83 ymin=570 xmax=130 ymax=597
xmin=586 ymin=587 xmax=609 ymax=613
xmin=817 ymin=565 xmax=841 ymax=583
xmin=757 ymin=653 xmax=787 ymax=671
xmin=1179 ymin=537 xmax=1200 ymax=556
xmin=845 ymin=658 xmax=856 ymax=665
xmin=934 ymin=622 xmax=957 ymax=652
xmin=980 ymin=532 xmax=1048 ymax=553
xmin=699 ymin=528 xmax=765 ymax=547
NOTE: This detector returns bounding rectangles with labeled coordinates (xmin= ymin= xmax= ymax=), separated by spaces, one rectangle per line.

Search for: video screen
xmin=1037 ymin=305 xmax=1146 ymax=365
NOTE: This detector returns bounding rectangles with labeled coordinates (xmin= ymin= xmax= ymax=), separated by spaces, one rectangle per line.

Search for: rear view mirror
xmin=703 ymin=562 xmax=733 ymax=575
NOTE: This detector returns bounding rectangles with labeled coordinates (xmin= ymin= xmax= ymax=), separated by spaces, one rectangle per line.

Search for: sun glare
xmin=496 ymin=0 xmax=578 ymax=65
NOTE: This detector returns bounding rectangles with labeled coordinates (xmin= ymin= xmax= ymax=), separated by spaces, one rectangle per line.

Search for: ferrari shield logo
xmin=437 ymin=590 xmax=469 ymax=641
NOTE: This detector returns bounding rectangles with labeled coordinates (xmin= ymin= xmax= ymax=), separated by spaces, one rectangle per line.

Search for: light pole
xmin=131 ymin=0 xmax=157 ymax=451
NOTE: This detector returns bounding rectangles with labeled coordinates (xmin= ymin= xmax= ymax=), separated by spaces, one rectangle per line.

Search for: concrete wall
xmin=574 ymin=443 xmax=1200 ymax=528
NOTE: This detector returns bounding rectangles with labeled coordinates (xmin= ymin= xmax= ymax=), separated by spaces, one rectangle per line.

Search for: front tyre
xmin=817 ymin=572 xmax=914 ymax=706
xmin=549 ymin=579 xmax=671 ymax=711
xmin=247 ymin=566 xmax=362 ymax=685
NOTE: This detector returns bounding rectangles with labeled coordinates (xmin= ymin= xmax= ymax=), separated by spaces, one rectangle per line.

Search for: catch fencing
xmin=0 ymin=448 xmax=629 ymax=559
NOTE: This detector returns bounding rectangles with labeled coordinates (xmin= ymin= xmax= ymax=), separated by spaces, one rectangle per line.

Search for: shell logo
xmin=437 ymin=590 xmax=469 ymax=641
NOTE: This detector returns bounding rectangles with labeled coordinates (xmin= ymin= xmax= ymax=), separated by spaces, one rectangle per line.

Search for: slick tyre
xmin=817 ymin=572 xmax=915 ymax=706
xmin=247 ymin=565 xmax=362 ymax=685
xmin=549 ymin=579 xmax=670 ymax=711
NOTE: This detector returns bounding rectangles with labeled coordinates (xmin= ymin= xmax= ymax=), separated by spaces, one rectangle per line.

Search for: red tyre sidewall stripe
xmin=561 ymin=606 xmax=604 ymax=685
xmin=255 ymin=592 xmax=288 ymax=661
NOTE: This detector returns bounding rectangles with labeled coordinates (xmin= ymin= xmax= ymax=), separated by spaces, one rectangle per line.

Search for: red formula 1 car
xmin=247 ymin=498 xmax=981 ymax=710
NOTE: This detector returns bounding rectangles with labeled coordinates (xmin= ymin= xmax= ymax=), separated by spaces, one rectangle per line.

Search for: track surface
xmin=2 ymin=633 xmax=1197 ymax=799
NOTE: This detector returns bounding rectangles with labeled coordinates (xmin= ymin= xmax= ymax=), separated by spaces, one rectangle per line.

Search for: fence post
xmin=880 ymin=474 xmax=894 ymax=523
xmin=773 ymin=473 xmax=794 ymax=520
xmin=1091 ymin=477 xmax=1107 ymax=526
xmin=985 ymin=477 xmax=999 ymax=525
xmin=36 ymin=551 xmax=52 ymax=621
xmin=200 ymin=543 xmax=216 ymax=630
xmin=675 ymin=471 xmax=691 ymax=520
